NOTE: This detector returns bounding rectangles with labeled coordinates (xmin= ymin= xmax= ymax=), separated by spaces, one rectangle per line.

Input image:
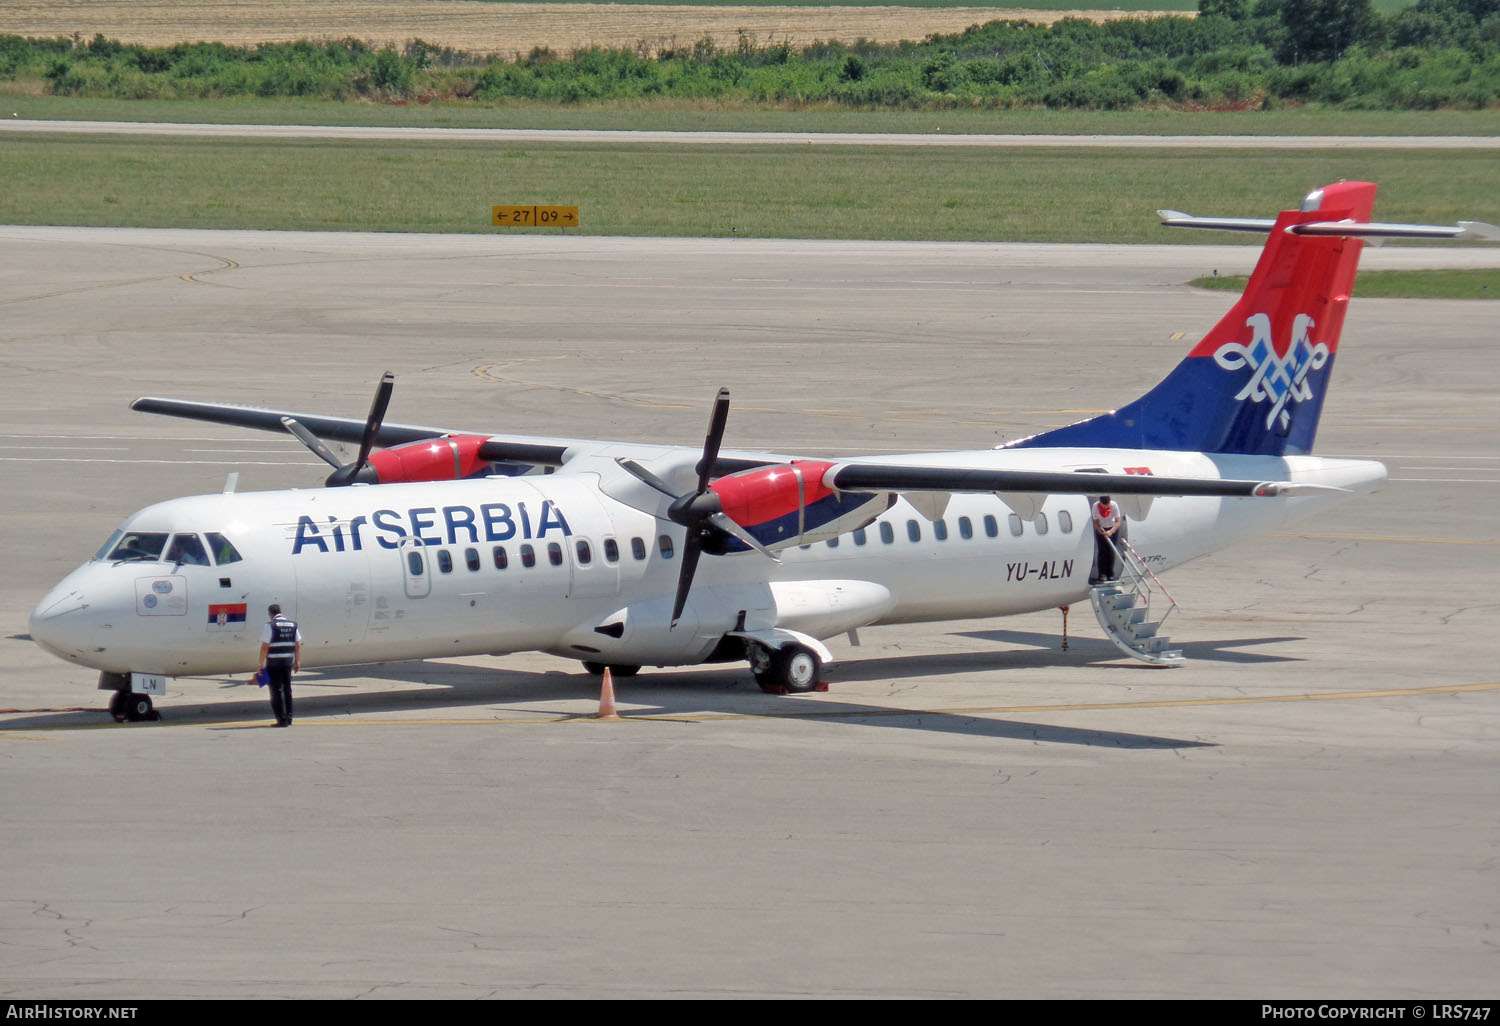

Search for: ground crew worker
xmin=257 ymin=603 xmax=301 ymax=727
xmin=1091 ymin=495 xmax=1124 ymax=584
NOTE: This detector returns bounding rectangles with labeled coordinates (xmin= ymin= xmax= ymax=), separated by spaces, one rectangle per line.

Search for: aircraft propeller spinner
xmin=616 ymin=388 xmax=780 ymax=628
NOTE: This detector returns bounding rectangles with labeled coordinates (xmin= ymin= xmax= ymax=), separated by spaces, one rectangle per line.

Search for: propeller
xmin=616 ymin=388 xmax=779 ymax=628
xmin=281 ymin=372 xmax=395 ymax=487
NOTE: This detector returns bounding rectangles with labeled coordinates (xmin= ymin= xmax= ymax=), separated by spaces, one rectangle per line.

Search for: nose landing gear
xmin=101 ymin=672 xmax=160 ymax=723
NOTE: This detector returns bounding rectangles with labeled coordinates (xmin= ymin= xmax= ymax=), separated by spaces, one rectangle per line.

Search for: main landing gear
xmin=747 ymin=642 xmax=825 ymax=695
xmin=581 ymin=662 xmax=640 ymax=678
xmin=579 ymin=644 xmax=826 ymax=695
xmin=101 ymin=672 xmax=160 ymax=723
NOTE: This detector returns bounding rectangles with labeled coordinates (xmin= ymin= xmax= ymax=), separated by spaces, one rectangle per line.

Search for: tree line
xmin=3 ymin=0 xmax=1498 ymax=110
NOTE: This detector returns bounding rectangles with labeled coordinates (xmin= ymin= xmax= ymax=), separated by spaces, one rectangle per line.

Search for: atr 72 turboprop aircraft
xmin=28 ymin=182 xmax=1497 ymax=721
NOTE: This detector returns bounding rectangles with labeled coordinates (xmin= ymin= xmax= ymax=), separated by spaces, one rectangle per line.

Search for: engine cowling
xmin=708 ymin=460 xmax=889 ymax=551
xmin=364 ymin=434 xmax=494 ymax=484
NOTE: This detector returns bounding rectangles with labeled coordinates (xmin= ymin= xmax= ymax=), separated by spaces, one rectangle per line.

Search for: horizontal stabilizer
xmin=1159 ymin=211 xmax=1496 ymax=240
xmin=1157 ymin=211 xmax=1276 ymax=233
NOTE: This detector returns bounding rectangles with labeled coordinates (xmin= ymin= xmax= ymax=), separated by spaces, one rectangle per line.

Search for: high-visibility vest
xmin=266 ymin=617 xmax=299 ymax=666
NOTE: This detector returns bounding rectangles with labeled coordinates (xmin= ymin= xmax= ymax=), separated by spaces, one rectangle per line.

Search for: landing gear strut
xmin=101 ymin=672 xmax=159 ymax=723
xmin=748 ymin=642 xmax=825 ymax=695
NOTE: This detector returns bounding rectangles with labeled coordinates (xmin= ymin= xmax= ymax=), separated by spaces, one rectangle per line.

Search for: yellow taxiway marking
xmin=7 ymin=682 xmax=1495 ymax=733
xmin=1270 ymin=531 xmax=1499 ymax=546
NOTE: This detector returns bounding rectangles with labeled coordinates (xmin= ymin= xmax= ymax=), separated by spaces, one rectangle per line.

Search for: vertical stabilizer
xmin=1010 ymin=182 xmax=1377 ymax=457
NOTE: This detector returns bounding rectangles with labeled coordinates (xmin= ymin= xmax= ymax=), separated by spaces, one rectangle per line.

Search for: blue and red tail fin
xmin=1009 ymin=182 xmax=1378 ymax=457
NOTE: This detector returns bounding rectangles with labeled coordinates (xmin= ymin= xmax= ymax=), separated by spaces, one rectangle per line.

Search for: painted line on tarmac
xmin=1270 ymin=531 xmax=1499 ymax=546
xmin=8 ymin=681 xmax=1493 ymax=733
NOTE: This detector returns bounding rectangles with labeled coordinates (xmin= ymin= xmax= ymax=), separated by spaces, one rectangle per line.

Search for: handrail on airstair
xmin=1106 ymin=536 xmax=1178 ymax=629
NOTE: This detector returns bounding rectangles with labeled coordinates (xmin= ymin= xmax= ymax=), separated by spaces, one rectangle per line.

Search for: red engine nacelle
xmin=365 ymin=434 xmax=493 ymax=484
xmin=709 ymin=461 xmax=837 ymax=528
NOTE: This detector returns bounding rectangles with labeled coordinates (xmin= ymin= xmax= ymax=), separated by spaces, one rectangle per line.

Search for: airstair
xmin=1089 ymin=537 xmax=1186 ymax=667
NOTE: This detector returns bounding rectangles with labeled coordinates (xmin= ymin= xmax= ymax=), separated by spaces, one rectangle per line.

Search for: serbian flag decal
xmin=207 ymin=602 xmax=248 ymax=631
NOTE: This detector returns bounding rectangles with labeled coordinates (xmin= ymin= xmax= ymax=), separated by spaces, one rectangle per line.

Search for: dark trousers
xmin=1094 ymin=531 xmax=1118 ymax=582
xmin=267 ymin=664 xmax=294 ymax=723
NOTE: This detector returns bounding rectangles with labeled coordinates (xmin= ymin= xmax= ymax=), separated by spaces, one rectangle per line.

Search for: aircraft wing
xmin=133 ymin=395 xmax=1336 ymax=498
xmin=134 ymin=396 xmax=578 ymax=468
xmin=824 ymin=462 xmax=1335 ymax=498
xmin=130 ymin=395 xmax=775 ymax=474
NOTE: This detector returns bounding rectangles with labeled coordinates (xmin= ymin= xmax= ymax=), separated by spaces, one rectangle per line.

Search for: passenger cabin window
xmin=407 ymin=551 xmax=424 ymax=576
xmin=879 ymin=522 xmax=894 ymax=544
xmin=1059 ymin=511 xmax=1074 ymax=533
xmin=984 ymin=515 xmax=999 ymax=539
xmin=576 ymin=540 xmax=592 ymax=566
xmin=1035 ymin=513 xmax=1049 ymax=536
xmin=493 ymin=545 xmax=508 ymax=570
xmin=631 ymin=537 xmax=647 ymax=561
xmin=1009 ymin=514 xmax=1024 ymax=537
xmin=659 ymin=535 xmax=674 ymax=559
xmin=465 ymin=547 xmax=481 ymax=572
xmin=826 ymin=537 xmax=839 ymax=549
xmin=108 ymin=532 xmax=169 ymax=563
xmin=548 ymin=542 xmax=564 ymax=567
xmin=603 ymin=538 xmax=619 ymax=563
xmin=520 ymin=544 xmax=536 ymax=569
xmin=853 ymin=528 xmax=867 ymax=546
xmin=206 ymin=532 xmax=242 ymax=565
xmin=166 ymin=533 xmax=210 ymax=566
xmin=933 ymin=520 xmax=948 ymax=541
xmin=958 ymin=517 xmax=973 ymax=540
xmin=906 ymin=520 xmax=921 ymax=543
xmin=436 ymin=550 xmax=454 ymax=574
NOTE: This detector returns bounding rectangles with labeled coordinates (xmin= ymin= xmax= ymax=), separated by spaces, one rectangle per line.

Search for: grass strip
xmin=1192 ymin=269 xmax=1500 ymax=299
xmin=5 ymin=94 xmax=1500 ymax=137
xmin=3 ymin=134 xmax=1499 ymax=242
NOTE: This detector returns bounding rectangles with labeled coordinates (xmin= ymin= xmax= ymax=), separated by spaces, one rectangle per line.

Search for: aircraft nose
xmin=28 ymin=575 xmax=96 ymax=663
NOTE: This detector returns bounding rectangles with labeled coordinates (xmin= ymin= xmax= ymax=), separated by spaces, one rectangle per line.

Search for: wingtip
xmin=1458 ymin=220 xmax=1500 ymax=241
xmin=1254 ymin=481 xmax=1353 ymax=497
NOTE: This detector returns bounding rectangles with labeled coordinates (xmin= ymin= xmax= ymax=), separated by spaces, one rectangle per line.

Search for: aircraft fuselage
xmin=28 ymin=446 xmax=1385 ymax=679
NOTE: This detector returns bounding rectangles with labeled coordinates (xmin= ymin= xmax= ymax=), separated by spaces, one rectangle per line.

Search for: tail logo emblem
xmin=1213 ymin=313 xmax=1329 ymax=431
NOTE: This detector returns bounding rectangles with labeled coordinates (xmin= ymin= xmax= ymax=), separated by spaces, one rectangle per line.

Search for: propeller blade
xmin=670 ymin=536 xmax=703 ymax=629
xmin=707 ymin=511 xmax=781 ymax=563
xmin=615 ymin=457 xmax=682 ymax=499
xmin=280 ymin=417 xmax=344 ymax=469
xmin=695 ymin=387 xmax=731 ymax=493
xmin=354 ymin=372 xmax=395 ymax=472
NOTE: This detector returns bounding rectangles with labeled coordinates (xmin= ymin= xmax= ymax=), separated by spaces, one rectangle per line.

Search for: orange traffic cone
xmin=596 ymin=666 xmax=622 ymax=720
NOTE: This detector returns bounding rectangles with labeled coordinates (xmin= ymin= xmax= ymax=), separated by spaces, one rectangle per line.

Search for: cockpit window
xmin=205 ymin=532 xmax=243 ymax=565
xmin=93 ymin=530 xmax=124 ymax=561
xmin=107 ymin=532 xmax=169 ymax=562
xmin=165 ymin=533 xmax=210 ymax=566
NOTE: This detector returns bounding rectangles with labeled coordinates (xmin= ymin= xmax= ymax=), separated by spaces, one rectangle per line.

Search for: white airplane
xmin=28 ymin=181 xmax=1496 ymax=722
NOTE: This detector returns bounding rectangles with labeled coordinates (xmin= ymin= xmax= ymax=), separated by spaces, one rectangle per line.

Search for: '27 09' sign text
xmin=492 ymin=205 xmax=579 ymax=228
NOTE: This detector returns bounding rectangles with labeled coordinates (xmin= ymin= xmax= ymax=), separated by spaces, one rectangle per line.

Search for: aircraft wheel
xmin=108 ymin=689 xmax=129 ymax=723
xmin=776 ymin=645 xmax=822 ymax=694
xmin=747 ymin=643 xmax=776 ymax=687
xmin=582 ymin=661 xmax=606 ymax=675
xmin=125 ymin=693 xmax=157 ymax=722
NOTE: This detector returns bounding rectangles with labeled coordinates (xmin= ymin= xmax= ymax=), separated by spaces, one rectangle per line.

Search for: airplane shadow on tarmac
xmin=952 ymin=628 xmax=1306 ymax=666
xmin=3 ymin=638 xmax=1244 ymax=748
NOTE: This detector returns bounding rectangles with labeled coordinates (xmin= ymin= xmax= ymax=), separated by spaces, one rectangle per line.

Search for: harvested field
xmin=0 ymin=1 xmax=1185 ymax=58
